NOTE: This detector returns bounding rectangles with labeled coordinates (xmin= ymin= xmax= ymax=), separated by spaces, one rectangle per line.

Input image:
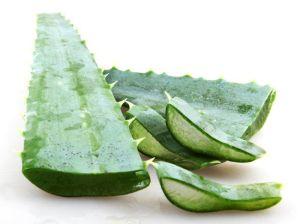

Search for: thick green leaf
xmin=22 ymin=14 xmax=150 ymax=196
xmin=105 ymin=68 xmax=276 ymax=139
xmin=166 ymin=97 xmax=265 ymax=162
xmin=127 ymin=105 xmax=222 ymax=169
xmin=154 ymin=161 xmax=282 ymax=212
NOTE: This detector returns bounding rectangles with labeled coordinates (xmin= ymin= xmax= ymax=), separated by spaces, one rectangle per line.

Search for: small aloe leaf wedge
xmin=104 ymin=68 xmax=276 ymax=139
xmin=166 ymin=97 xmax=266 ymax=162
xmin=127 ymin=104 xmax=222 ymax=170
xmin=21 ymin=14 xmax=150 ymax=196
xmin=154 ymin=161 xmax=282 ymax=212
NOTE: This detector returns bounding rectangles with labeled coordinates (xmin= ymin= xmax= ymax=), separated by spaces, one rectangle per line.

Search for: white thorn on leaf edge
xmin=103 ymin=73 xmax=109 ymax=79
xmin=125 ymin=117 xmax=136 ymax=126
xmin=134 ymin=137 xmax=145 ymax=146
xmin=210 ymin=160 xmax=222 ymax=165
xmin=145 ymin=157 xmax=156 ymax=168
xmin=109 ymin=81 xmax=118 ymax=89
xmin=201 ymin=160 xmax=221 ymax=168
xmin=164 ymin=91 xmax=172 ymax=101
xmin=118 ymin=98 xmax=127 ymax=106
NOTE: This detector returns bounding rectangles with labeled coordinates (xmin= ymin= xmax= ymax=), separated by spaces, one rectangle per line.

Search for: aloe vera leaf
xmin=21 ymin=14 xmax=150 ymax=196
xmin=104 ymin=68 xmax=276 ymax=139
xmin=154 ymin=161 xmax=282 ymax=212
xmin=166 ymin=97 xmax=265 ymax=162
xmin=127 ymin=105 xmax=222 ymax=169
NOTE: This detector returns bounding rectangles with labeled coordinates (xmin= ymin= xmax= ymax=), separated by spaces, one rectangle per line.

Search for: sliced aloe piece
xmin=21 ymin=14 xmax=150 ymax=196
xmin=154 ymin=161 xmax=282 ymax=212
xmin=127 ymin=105 xmax=222 ymax=169
xmin=105 ymin=68 xmax=276 ymax=139
xmin=166 ymin=97 xmax=265 ymax=162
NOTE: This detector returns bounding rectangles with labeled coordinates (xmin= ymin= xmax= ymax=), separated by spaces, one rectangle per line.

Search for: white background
xmin=0 ymin=0 xmax=297 ymax=223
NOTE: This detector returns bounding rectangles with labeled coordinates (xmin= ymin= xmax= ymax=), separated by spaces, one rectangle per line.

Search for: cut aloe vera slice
xmin=166 ymin=97 xmax=265 ymax=162
xmin=21 ymin=14 xmax=150 ymax=196
xmin=127 ymin=105 xmax=222 ymax=169
xmin=154 ymin=161 xmax=282 ymax=212
xmin=105 ymin=68 xmax=276 ymax=139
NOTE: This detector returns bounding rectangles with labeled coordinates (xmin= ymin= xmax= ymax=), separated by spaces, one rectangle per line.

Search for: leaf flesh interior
xmin=166 ymin=97 xmax=266 ymax=162
xmin=167 ymin=105 xmax=256 ymax=161
xmin=128 ymin=105 xmax=222 ymax=169
xmin=22 ymin=14 xmax=150 ymax=196
xmin=155 ymin=161 xmax=282 ymax=212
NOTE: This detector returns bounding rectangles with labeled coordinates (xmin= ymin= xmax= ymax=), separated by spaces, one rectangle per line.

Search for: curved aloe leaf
xmin=105 ymin=68 xmax=276 ymax=139
xmin=127 ymin=105 xmax=222 ymax=169
xmin=154 ymin=161 xmax=282 ymax=212
xmin=22 ymin=14 xmax=150 ymax=196
xmin=166 ymin=97 xmax=265 ymax=162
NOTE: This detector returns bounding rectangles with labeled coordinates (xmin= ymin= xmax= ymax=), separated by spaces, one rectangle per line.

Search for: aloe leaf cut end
xmin=155 ymin=161 xmax=282 ymax=212
xmin=166 ymin=97 xmax=266 ymax=162
xmin=127 ymin=105 xmax=222 ymax=170
xmin=22 ymin=14 xmax=150 ymax=196
xmin=242 ymin=89 xmax=276 ymax=139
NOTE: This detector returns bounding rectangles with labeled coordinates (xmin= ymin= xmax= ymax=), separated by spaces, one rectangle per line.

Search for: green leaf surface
xmin=105 ymin=68 xmax=276 ymax=139
xmin=166 ymin=97 xmax=266 ymax=162
xmin=154 ymin=161 xmax=282 ymax=212
xmin=127 ymin=105 xmax=222 ymax=170
xmin=22 ymin=14 xmax=150 ymax=196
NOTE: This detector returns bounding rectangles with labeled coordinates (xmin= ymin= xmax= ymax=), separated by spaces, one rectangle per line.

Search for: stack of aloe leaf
xmin=22 ymin=13 xmax=281 ymax=212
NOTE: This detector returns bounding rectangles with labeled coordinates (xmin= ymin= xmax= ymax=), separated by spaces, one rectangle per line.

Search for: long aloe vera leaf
xmin=166 ymin=97 xmax=265 ymax=162
xmin=104 ymin=68 xmax=276 ymax=139
xmin=21 ymin=14 xmax=150 ymax=196
xmin=154 ymin=161 xmax=282 ymax=212
xmin=127 ymin=105 xmax=222 ymax=169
